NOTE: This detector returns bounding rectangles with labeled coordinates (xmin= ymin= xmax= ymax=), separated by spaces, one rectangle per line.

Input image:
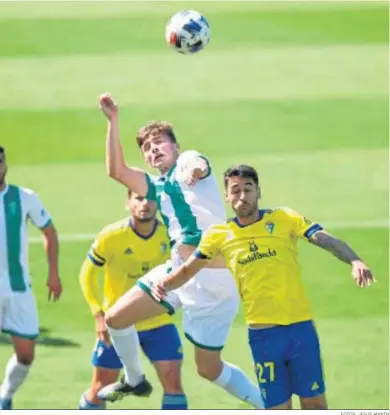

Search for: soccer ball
xmin=165 ymin=10 xmax=211 ymax=54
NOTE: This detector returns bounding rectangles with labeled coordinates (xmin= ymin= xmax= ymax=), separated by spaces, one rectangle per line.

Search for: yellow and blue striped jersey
xmin=196 ymin=207 xmax=323 ymax=326
xmin=80 ymin=217 xmax=172 ymax=332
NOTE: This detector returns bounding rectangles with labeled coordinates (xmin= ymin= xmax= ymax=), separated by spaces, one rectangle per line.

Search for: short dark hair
xmin=224 ymin=164 xmax=259 ymax=188
xmin=0 ymin=146 xmax=4 ymax=155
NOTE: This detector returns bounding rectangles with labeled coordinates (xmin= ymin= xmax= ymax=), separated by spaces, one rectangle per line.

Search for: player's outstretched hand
xmin=95 ymin=312 xmax=111 ymax=345
xmin=98 ymin=93 xmax=118 ymax=121
xmin=185 ymin=167 xmax=204 ymax=187
xmin=47 ymin=274 xmax=62 ymax=301
xmin=151 ymin=281 xmax=167 ymax=302
xmin=351 ymin=260 xmax=375 ymax=288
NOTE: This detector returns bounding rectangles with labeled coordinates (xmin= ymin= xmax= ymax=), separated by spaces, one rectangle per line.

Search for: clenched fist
xmin=98 ymin=93 xmax=118 ymax=121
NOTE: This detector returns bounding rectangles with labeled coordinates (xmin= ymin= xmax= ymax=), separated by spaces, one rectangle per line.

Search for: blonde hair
xmin=136 ymin=121 xmax=177 ymax=148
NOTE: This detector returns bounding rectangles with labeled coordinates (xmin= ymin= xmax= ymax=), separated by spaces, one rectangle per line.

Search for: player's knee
xmin=16 ymin=353 xmax=34 ymax=366
xmin=304 ymin=401 xmax=327 ymax=410
xmin=300 ymin=395 xmax=327 ymax=410
xmin=104 ymin=310 xmax=122 ymax=329
xmin=196 ymin=362 xmax=220 ymax=381
xmin=159 ymin=364 xmax=183 ymax=394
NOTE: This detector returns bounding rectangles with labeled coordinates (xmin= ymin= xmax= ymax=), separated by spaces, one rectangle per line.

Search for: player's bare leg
xmin=105 ymin=285 xmax=167 ymax=329
xmin=79 ymin=367 xmax=119 ymax=409
xmin=0 ymin=337 xmax=35 ymax=410
xmin=300 ymin=393 xmax=328 ymax=409
xmin=98 ymin=286 xmax=169 ymax=402
xmin=194 ymin=347 xmax=264 ymax=409
xmin=268 ymin=399 xmax=293 ymax=410
xmin=153 ymin=360 xmax=187 ymax=409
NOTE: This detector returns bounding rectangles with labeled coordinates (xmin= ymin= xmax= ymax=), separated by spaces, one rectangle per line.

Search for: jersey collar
xmin=129 ymin=218 xmax=158 ymax=240
xmin=233 ymin=209 xmax=265 ymax=228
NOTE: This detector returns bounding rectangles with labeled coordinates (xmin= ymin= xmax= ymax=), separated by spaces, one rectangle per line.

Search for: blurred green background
xmin=0 ymin=1 xmax=388 ymax=409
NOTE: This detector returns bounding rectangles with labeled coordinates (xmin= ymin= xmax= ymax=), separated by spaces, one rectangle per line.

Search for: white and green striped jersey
xmin=145 ymin=150 xmax=226 ymax=246
xmin=0 ymin=185 xmax=52 ymax=295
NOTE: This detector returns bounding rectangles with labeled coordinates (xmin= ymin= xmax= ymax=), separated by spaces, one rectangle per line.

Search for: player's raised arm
xmin=98 ymin=93 xmax=149 ymax=196
xmin=308 ymin=230 xmax=375 ymax=288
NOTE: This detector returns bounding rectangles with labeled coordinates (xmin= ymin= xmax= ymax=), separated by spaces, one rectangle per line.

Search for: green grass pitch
xmin=0 ymin=1 xmax=388 ymax=410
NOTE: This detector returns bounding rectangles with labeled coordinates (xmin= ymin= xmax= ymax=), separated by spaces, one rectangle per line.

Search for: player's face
xmin=0 ymin=153 xmax=7 ymax=186
xmin=127 ymin=193 xmax=157 ymax=223
xmin=141 ymin=135 xmax=179 ymax=173
xmin=225 ymin=176 xmax=260 ymax=218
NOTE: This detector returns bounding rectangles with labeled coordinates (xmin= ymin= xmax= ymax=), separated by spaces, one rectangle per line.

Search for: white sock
xmin=214 ymin=361 xmax=264 ymax=409
xmin=0 ymin=355 xmax=30 ymax=400
xmin=107 ymin=325 xmax=144 ymax=387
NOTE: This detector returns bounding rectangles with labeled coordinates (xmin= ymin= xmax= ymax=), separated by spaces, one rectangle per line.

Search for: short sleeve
xmin=282 ymin=207 xmax=323 ymax=240
xmin=194 ymin=225 xmax=223 ymax=259
xmin=88 ymin=234 xmax=106 ymax=267
xmin=145 ymin=173 xmax=158 ymax=201
xmin=26 ymin=191 xmax=52 ymax=229
xmin=177 ymin=150 xmax=211 ymax=179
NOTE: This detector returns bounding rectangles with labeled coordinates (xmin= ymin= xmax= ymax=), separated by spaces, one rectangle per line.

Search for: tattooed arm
xmin=309 ymin=230 xmax=360 ymax=264
xmin=309 ymin=230 xmax=375 ymax=288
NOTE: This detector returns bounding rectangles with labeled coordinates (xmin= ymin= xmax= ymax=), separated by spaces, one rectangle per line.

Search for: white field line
xmin=28 ymin=219 xmax=389 ymax=244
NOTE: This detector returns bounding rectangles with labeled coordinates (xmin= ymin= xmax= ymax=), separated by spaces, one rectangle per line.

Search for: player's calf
xmin=154 ymin=360 xmax=187 ymax=410
xmin=0 ymin=338 xmax=36 ymax=409
xmin=195 ymin=347 xmax=264 ymax=409
xmin=79 ymin=366 xmax=119 ymax=409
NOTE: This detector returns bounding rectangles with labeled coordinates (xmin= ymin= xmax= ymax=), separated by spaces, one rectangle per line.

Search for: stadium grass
xmin=0 ymin=1 xmax=388 ymax=410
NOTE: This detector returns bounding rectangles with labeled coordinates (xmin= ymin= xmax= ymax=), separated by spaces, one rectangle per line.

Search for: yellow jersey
xmin=196 ymin=207 xmax=323 ymax=326
xmin=80 ymin=217 xmax=172 ymax=332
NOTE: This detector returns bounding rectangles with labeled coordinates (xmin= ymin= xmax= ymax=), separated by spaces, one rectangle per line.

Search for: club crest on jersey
xmin=265 ymin=221 xmax=275 ymax=234
xmin=160 ymin=242 xmax=168 ymax=254
xmin=124 ymin=247 xmax=133 ymax=255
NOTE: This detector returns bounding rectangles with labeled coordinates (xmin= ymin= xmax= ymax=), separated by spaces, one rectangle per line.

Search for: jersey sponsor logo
xmin=265 ymin=221 xmax=275 ymax=234
xmin=124 ymin=247 xmax=133 ymax=255
xmin=238 ymin=241 xmax=277 ymax=265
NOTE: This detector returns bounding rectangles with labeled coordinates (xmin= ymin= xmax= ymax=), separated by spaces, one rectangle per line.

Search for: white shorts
xmin=0 ymin=291 xmax=39 ymax=339
xmin=137 ymin=263 xmax=239 ymax=350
